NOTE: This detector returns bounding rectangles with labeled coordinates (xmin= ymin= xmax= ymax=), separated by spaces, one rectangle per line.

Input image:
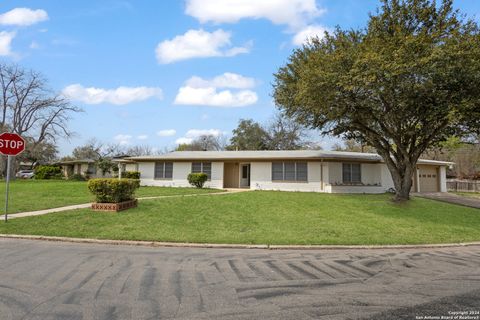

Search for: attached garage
xmin=417 ymin=165 xmax=440 ymax=192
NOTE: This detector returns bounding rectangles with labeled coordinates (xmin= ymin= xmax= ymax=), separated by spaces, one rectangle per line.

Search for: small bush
xmin=88 ymin=178 xmax=140 ymax=203
xmin=123 ymin=171 xmax=140 ymax=179
xmin=187 ymin=173 xmax=208 ymax=188
xmin=69 ymin=173 xmax=86 ymax=181
xmin=34 ymin=165 xmax=63 ymax=180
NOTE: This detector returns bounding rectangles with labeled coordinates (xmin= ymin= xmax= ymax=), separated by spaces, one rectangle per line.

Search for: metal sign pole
xmin=4 ymin=155 xmax=12 ymax=222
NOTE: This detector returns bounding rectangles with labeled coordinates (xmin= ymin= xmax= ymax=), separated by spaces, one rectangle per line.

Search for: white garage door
xmin=418 ymin=166 xmax=439 ymax=192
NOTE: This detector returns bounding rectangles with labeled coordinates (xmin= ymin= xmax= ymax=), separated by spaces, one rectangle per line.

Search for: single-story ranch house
xmin=57 ymin=159 xmax=112 ymax=179
xmin=123 ymin=150 xmax=452 ymax=193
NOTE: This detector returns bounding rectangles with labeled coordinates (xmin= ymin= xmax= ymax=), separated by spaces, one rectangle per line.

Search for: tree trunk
xmin=388 ymin=162 xmax=415 ymax=202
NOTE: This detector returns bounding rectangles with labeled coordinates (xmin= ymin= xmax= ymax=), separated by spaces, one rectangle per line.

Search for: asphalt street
xmin=0 ymin=238 xmax=479 ymax=319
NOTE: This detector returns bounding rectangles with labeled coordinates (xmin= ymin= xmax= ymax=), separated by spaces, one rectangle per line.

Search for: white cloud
xmin=62 ymin=84 xmax=163 ymax=105
xmin=186 ymin=72 xmax=255 ymax=89
xmin=175 ymin=137 xmax=194 ymax=145
xmin=174 ymin=73 xmax=258 ymax=108
xmin=0 ymin=31 xmax=15 ymax=56
xmin=29 ymin=41 xmax=39 ymax=49
xmin=185 ymin=0 xmax=324 ymax=30
xmin=0 ymin=8 xmax=48 ymax=26
xmin=293 ymin=25 xmax=329 ymax=45
xmin=175 ymin=87 xmax=257 ymax=107
xmin=155 ymin=29 xmax=250 ymax=64
xmin=175 ymin=129 xmax=223 ymax=145
xmin=137 ymin=134 xmax=148 ymax=140
xmin=157 ymin=129 xmax=176 ymax=137
xmin=114 ymin=134 xmax=132 ymax=145
xmin=186 ymin=129 xmax=222 ymax=138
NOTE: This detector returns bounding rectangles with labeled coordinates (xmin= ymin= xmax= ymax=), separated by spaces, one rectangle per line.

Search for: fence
xmin=447 ymin=180 xmax=480 ymax=192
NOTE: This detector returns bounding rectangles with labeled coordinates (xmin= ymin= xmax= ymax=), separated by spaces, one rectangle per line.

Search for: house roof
xmin=57 ymin=159 xmax=96 ymax=165
xmin=127 ymin=150 xmax=453 ymax=166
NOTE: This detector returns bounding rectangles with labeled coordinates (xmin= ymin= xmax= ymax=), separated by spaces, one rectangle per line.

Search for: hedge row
xmin=34 ymin=165 xmax=63 ymax=180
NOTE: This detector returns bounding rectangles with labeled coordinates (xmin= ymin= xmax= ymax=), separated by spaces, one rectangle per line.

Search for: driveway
xmin=0 ymin=239 xmax=479 ymax=320
xmin=416 ymin=192 xmax=480 ymax=209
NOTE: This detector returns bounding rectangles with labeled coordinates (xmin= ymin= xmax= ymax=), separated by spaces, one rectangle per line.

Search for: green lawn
xmin=0 ymin=180 xmax=220 ymax=213
xmin=1 ymin=191 xmax=479 ymax=245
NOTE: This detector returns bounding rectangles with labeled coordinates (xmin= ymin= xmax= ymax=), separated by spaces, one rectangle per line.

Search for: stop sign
xmin=0 ymin=132 xmax=26 ymax=156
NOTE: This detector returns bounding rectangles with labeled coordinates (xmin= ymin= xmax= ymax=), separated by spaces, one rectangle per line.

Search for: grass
xmin=0 ymin=191 xmax=479 ymax=245
xmin=0 ymin=180 xmax=220 ymax=213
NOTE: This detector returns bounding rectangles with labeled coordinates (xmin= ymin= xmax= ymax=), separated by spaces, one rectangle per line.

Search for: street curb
xmin=1 ymin=234 xmax=480 ymax=250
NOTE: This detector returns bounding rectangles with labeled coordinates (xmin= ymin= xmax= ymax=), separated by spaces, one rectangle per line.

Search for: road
xmin=0 ymin=238 xmax=479 ymax=319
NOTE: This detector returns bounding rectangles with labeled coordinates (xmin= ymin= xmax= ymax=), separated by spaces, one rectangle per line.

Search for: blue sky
xmin=0 ymin=0 xmax=479 ymax=156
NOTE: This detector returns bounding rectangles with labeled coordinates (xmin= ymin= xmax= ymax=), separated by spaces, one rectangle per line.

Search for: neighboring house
xmin=126 ymin=150 xmax=452 ymax=193
xmin=57 ymin=159 xmax=112 ymax=178
xmin=113 ymin=156 xmax=139 ymax=177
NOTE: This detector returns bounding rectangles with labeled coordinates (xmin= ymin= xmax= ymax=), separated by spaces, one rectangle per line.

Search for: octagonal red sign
xmin=0 ymin=132 xmax=25 ymax=156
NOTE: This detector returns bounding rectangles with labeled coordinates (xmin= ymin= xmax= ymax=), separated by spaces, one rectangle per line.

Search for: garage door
xmin=418 ymin=166 xmax=439 ymax=192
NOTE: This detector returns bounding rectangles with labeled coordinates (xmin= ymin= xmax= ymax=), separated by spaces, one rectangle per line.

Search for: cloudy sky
xmin=1 ymin=0 xmax=479 ymax=155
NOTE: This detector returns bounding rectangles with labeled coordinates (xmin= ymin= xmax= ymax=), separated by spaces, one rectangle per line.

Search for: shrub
xmin=187 ymin=173 xmax=208 ymax=188
xmin=123 ymin=171 xmax=140 ymax=179
xmin=96 ymin=158 xmax=117 ymax=176
xmin=88 ymin=178 xmax=140 ymax=203
xmin=69 ymin=173 xmax=86 ymax=181
xmin=34 ymin=165 xmax=63 ymax=180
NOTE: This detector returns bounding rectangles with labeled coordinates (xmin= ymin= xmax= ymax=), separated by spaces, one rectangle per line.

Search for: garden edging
xmin=1 ymin=234 xmax=480 ymax=250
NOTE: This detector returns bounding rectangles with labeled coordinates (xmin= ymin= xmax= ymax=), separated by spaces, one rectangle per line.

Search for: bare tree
xmin=0 ymin=63 xmax=81 ymax=176
xmin=0 ymin=63 xmax=81 ymax=144
xmin=71 ymin=138 xmax=104 ymax=160
xmin=265 ymin=113 xmax=307 ymax=150
xmin=176 ymin=134 xmax=226 ymax=151
xmin=124 ymin=145 xmax=155 ymax=156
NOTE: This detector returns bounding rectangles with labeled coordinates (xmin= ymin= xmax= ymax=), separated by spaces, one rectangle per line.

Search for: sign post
xmin=0 ymin=133 xmax=26 ymax=222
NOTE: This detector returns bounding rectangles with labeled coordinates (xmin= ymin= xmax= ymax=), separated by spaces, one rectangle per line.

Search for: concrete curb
xmin=1 ymin=234 xmax=480 ymax=250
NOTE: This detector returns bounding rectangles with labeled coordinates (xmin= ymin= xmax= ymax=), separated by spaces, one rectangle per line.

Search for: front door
xmin=240 ymin=164 xmax=250 ymax=187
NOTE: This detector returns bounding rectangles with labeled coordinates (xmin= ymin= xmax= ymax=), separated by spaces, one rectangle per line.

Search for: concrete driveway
xmin=0 ymin=239 xmax=479 ymax=320
xmin=416 ymin=192 xmax=480 ymax=209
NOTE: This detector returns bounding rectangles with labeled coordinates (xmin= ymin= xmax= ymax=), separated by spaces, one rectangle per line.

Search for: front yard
xmin=0 ymin=190 xmax=479 ymax=245
xmin=0 ymin=180 xmax=220 ymax=213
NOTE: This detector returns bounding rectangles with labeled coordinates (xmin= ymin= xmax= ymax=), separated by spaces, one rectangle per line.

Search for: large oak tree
xmin=273 ymin=0 xmax=480 ymax=201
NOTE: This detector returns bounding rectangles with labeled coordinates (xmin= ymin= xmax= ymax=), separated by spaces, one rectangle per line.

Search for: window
xmin=154 ymin=162 xmax=173 ymax=179
xmin=191 ymin=162 xmax=211 ymax=180
xmin=271 ymin=162 xmax=308 ymax=182
xmin=342 ymin=163 xmax=361 ymax=184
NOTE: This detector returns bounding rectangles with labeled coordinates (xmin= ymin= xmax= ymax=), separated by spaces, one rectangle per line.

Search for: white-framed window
xmin=272 ymin=162 xmax=308 ymax=182
xmin=154 ymin=162 xmax=173 ymax=179
xmin=342 ymin=163 xmax=361 ymax=184
xmin=192 ymin=162 xmax=211 ymax=180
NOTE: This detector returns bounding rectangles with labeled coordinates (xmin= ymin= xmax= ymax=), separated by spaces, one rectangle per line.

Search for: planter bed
xmin=92 ymin=199 xmax=138 ymax=212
